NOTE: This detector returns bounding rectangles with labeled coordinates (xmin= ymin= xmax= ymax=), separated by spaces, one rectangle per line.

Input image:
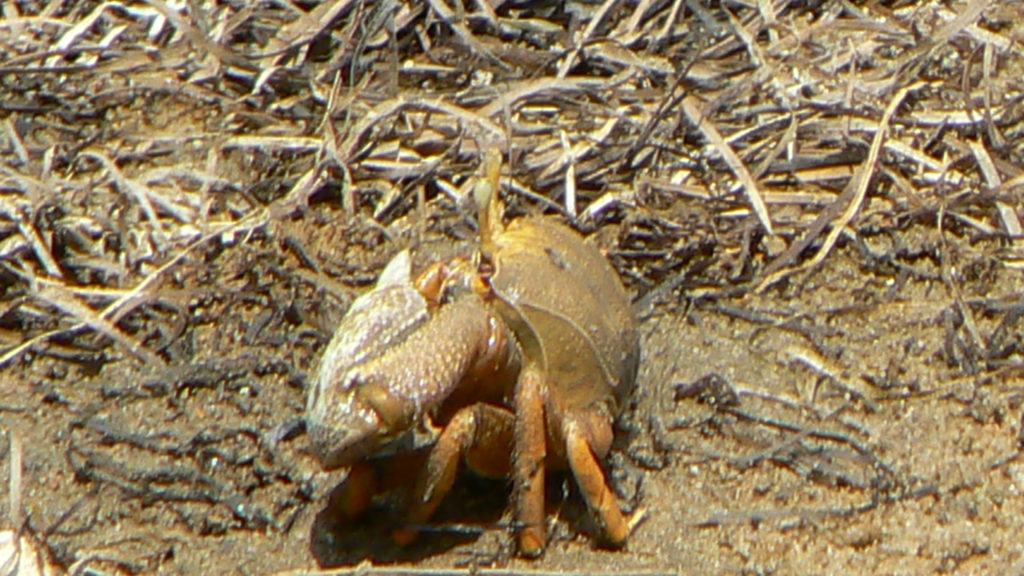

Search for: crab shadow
xmin=309 ymin=453 xmax=512 ymax=566
xmin=308 ymin=460 xmax=608 ymax=566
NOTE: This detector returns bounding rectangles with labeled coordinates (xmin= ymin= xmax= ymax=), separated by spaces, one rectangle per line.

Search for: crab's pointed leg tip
xmin=519 ymin=531 xmax=545 ymax=558
xmin=626 ymin=505 xmax=648 ymax=535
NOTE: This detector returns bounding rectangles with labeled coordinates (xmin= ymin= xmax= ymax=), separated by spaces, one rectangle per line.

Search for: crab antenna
xmin=474 ymin=148 xmax=502 ymax=247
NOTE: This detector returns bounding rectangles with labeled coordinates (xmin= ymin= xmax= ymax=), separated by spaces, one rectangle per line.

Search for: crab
xmin=306 ymin=150 xmax=641 ymax=556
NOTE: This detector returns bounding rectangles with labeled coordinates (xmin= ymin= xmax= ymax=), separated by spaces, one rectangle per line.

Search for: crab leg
xmin=326 ymin=450 xmax=427 ymax=523
xmin=563 ymin=410 xmax=630 ymax=547
xmin=393 ymin=403 xmax=515 ymax=546
xmin=329 ymin=461 xmax=377 ymax=522
xmin=513 ymin=365 xmax=548 ymax=557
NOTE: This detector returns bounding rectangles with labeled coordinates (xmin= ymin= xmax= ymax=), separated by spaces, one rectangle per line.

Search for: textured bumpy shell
xmin=310 ymin=251 xmax=429 ymax=404
xmin=306 ymin=251 xmax=430 ymax=467
xmin=489 ymin=217 xmax=639 ymax=412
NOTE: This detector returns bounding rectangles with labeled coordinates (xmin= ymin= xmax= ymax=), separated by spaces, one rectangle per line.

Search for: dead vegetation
xmin=2 ymin=0 xmax=1023 ymax=366
xmin=1 ymin=0 xmax=1024 ymax=574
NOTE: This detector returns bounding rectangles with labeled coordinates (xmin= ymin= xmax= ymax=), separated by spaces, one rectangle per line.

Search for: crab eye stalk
xmin=474 ymin=148 xmax=503 ymax=248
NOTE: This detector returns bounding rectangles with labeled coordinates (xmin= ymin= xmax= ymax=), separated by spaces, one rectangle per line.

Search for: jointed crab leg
xmin=393 ymin=403 xmax=516 ymax=546
xmin=513 ymin=365 xmax=548 ymax=557
xmin=563 ymin=410 xmax=629 ymax=547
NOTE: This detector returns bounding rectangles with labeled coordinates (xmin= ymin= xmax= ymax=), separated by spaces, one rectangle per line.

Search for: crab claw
xmin=307 ymin=250 xmax=430 ymax=469
xmin=306 ymin=385 xmax=384 ymax=469
xmin=310 ymin=368 xmax=428 ymax=469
